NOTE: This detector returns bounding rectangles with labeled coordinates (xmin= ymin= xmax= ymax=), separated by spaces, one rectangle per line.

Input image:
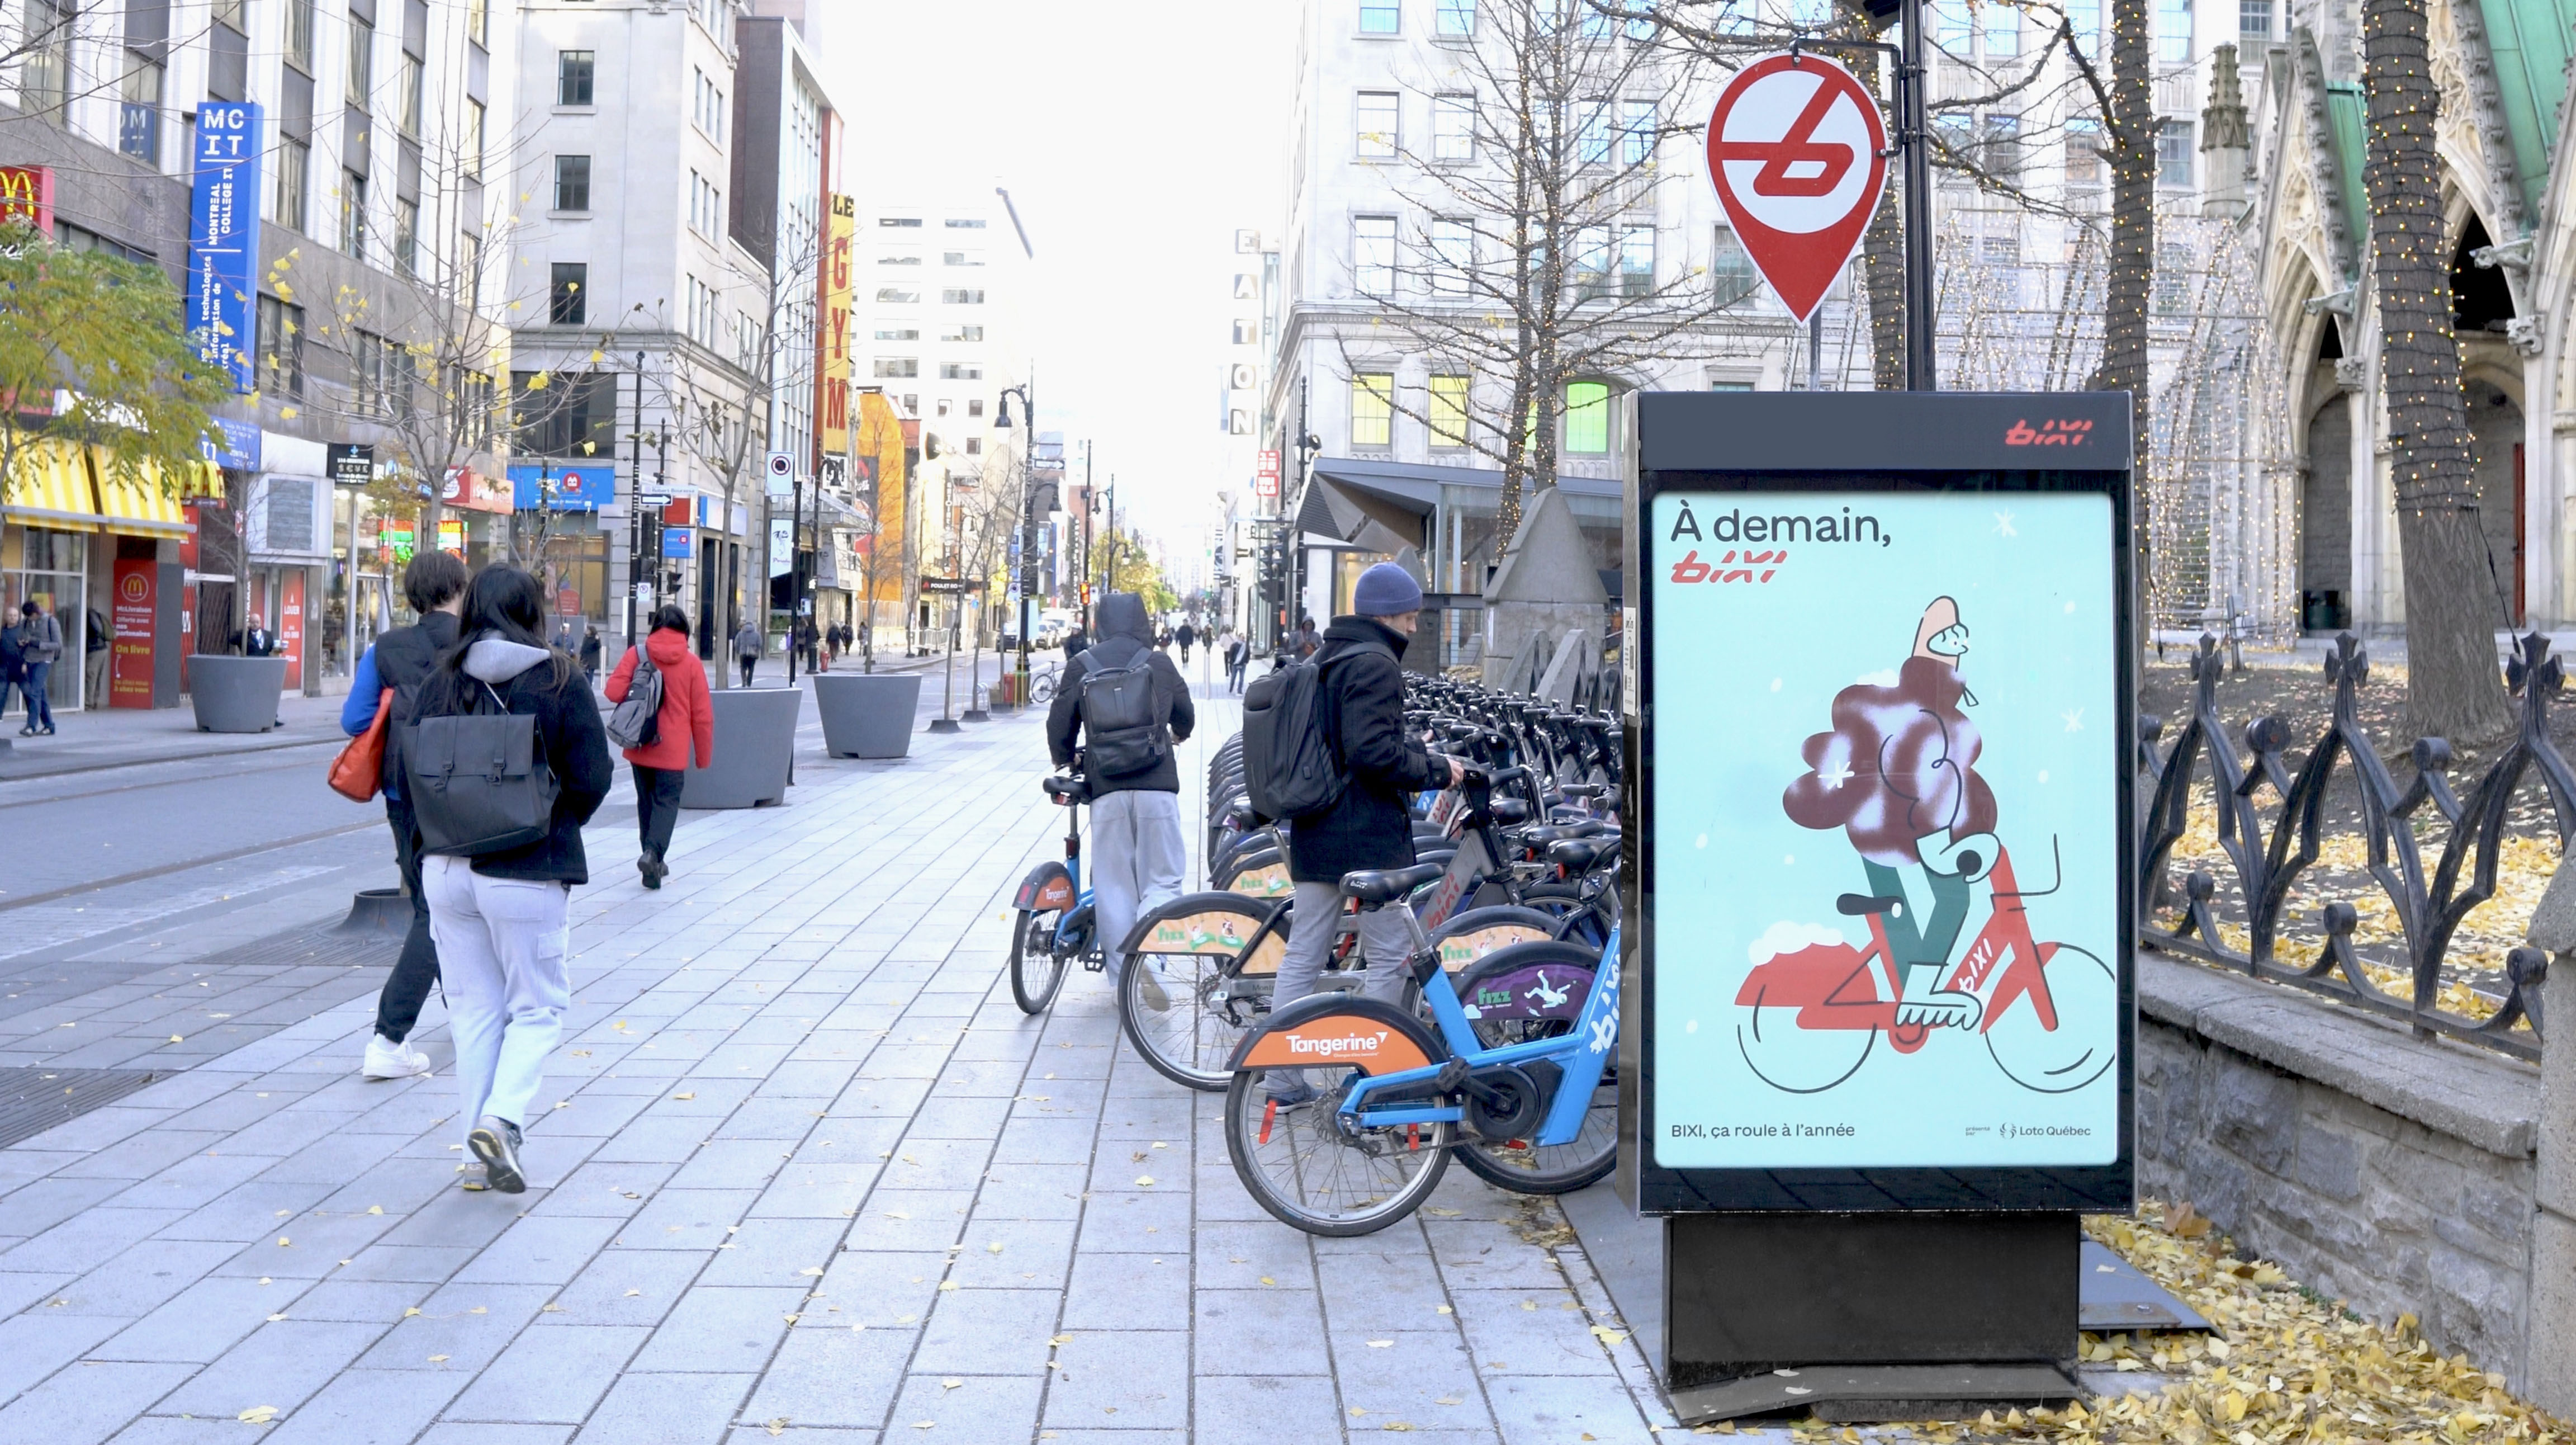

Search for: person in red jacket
xmin=604 ymin=605 xmax=715 ymax=889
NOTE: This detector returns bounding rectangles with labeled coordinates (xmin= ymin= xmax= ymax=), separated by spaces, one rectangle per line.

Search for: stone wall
xmin=2135 ymin=954 xmax=2541 ymax=1389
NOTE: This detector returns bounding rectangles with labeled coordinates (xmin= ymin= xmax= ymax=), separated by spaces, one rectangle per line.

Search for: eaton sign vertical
xmin=188 ymin=102 xmax=262 ymax=393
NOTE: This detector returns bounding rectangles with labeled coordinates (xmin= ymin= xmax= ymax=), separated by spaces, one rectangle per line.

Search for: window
xmin=1579 ymin=3 xmax=1613 ymax=40
xmin=935 ymin=398 xmax=951 ymax=416
xmin=2064 ymin=117 xmax=2104 ymax=185
xmin=690 ymin=171 xmax=722 ymax=239
xmin=560 ymin=51 xmax=595 ymax=105
xmin=1429 ymin=218 xmax=1473 ymax=295
xmin=1429 ymin=375 xmax=1470 ymax=447
xmin=942 ymin=251 xmax=983 ymax=266
xmin=555 ymin=155 xmax=592 ymax=212
xmin=877 ymin=287 xmax=921 ymax=303
xmin=273 ymin=136 xmax=308 ymax=228
xmin=901 ymin=394 xmax=918 ymax=414
xmin=1351 ymin=372 xmax=1394 ymax=447
xmin=1789 ymin=0 xmax=1829 ymax=25
xmin=285 ymin=0 xmax=314 ymax=70
xmin=1618 ymin=225 xmax=1654 ymax=297
xmin=942 ymin=289 xmax=986 ymax=304
xmin=356 ymin=331 xmax=394 ymax=416
xmin=1437 ymin=0 xmax=1474 ymax=35
xmin=875 ymin=328 xmax=920 ymax=341
xmin=880 ymin=216 xmax=922 ymax=228
xmin=2067 ymin=0 xmax=2102 ymax=49
xmin=466 ymin=0 xmax=487 ymax=47
xmin=550 ymin=262 xmax=587 ymax=324
xmin=20 ymin=0 xmax=68 ymax=118
xmin=1357 ymin=92 xmax=1399 ymax=158
xmin=967 ymin=399 xmax=985 ymax=418
xmin=2155 ymin=240 xmax=2193 ymax=313
xmin=397 ymin=52 xmax=422 ymax=136
xmin=2157 ymin=119 xmax=2194 ymax=186
xmin=880 ymin=253 xmax=922 ymax=265
xmin=942 ymin=325 xmax=984 ymax=342
xmin=1578 ymin=100 xmax=1614 ymax=166
xmin=257 ymin=294 xmax=305 ymax=399
xmin=1360 ymin=0 xmax=1400 ymax=32
xmin=1619 ymin=100 xmax=1655 ymax=166
xmin=513 ymin=371 xmax=617 ymax=457
xmin=1573 ymin=225 xmax=1612 ymax=299
xmin=458 ymin=233 xmax=480 ymax=305
xmin=2239 ymin=0 xmax=2271 ymax=37
xmin=394 ymin=196 xmax=419 ymax=276
xmin=1979 ymin=114 xmax=2021 ymax=180
xmin=1431 ymin=95 xmax=1475 ymax=161
xmin=940 ymin=362 xmax=983 ymax=380
xmin=688 ymin=275 xmax=720 ymax=349
xmin=1562 ymin=381 xmax=1610 ymax=453
xmin=945 ymin=218 xmax=987 ymax=229
xmin=1935 ymin=0 xmax=1971 ymax=49
xmin=964 ymin=437 xmax=982 ymax=456
xmin=1712 ymin=226 xmax=1756 ymax=302
xmin=694 ymin=68 xmax=726 ymax=140
xmin=345 ymin=14 xmax=373 ymax=109
xmin=463 ymin=100 xmax=484 ymax=178
xmin=874 ymin=358 xmax=919 ymax=377
xmin=1984 ymin=1 xmax=2020 ymax=56
xmin=2157 ymin=0 xmax=2191 ymax=62
xmin=120 ymin=59 xmax=163 ymax=163
xmin=1353 ymin=215 xmax=1396 ymax=294
xmin=340 ymin=171 xmax=367 ymax=258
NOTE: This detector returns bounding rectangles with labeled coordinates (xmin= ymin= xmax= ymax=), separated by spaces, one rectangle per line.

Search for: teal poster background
xmin=1648 ymin=489 xmax=2122 ymax=1170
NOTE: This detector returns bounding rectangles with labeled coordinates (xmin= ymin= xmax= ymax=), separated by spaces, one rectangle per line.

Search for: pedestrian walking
xmin=578 ymin=627 xmax=603 ymax=686
xmin=733 ymin=617 xmax=763 ymax=687
xmin=0 ymin=612 xmax=24 ymax=722
xmin=1291 ymin=616 xmax=1320 ymax=660
xmin=407 ymin=565 xmax=613 ymax=1194
xmin=1266 ymin=564 xmax=1463 ymax=1103
xmin=1063 ymin=626 xmax=1088 ymax=660
xmin=342 ymin=550 xmax=468 ymax=1081
xmin=1045 ymin=591 xmax=1195 ymax=990
xmin=1176 ymin=620 xmax=1196 ymax=665
xmin=16 ymin=601 xmax=61 ymax=735
xmin=1225 ymin=632 xmax=1249 ymax=693
xmin=604 ymin=605 xmax=714 ymax=890
xmin=84 ymin=605 xmax=109 ymax=706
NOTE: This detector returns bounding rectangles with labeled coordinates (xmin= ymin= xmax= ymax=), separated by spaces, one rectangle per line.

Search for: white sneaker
xmin=363 ymin=1035 xmax=432 ymax=1080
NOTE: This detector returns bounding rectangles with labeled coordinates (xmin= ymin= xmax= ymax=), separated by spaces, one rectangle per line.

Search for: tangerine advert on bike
xmin=1647 ymin=488 xmax=2122 ymax=1172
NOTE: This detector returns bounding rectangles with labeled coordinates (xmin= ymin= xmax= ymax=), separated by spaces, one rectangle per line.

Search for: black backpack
xmin=1241 ymin=637 xmax=1394 ymax=820
xmin=404 ymin=681 xmax=561 ymax=857
xmin=1077 ymin=645 xmax=1168 ymax=778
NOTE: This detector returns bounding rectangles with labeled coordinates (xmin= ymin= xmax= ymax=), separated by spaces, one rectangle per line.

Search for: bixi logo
xmin=2004 ymin=418 xmax=2093 ymax=447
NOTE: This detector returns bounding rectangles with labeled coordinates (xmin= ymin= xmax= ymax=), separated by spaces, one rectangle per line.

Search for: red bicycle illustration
xmin=1733 ymin=843 xmax=2115 ymax=1095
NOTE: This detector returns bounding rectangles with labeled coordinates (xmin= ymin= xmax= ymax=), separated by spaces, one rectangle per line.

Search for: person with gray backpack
xmin=1045 ymin=592 xmax=1195 ymax=989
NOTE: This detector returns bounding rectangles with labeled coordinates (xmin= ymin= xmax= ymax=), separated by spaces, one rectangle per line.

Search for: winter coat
xmin=605 ymin=629 xmax=715 ymax=772
xmin=734 ymin=622 xmax=764 ymax=660
xmin=0 ymin=624 xmax=22 ymax=683
xmin=1046 ymin=592 xmax=1195 ymax=796
xmin=404 ymin=634 xmax=614 ymax=884
xmin=363 ymin=611 xmax=462 ymax=798
xmin=1285 ymin=616 xmax=1438 ymax=885
xmin=578 ymin=632 xmax=603 ymax=672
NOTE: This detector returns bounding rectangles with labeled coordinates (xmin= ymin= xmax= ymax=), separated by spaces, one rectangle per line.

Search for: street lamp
xmin=995 ymin=381 xmax=1036 ymax=710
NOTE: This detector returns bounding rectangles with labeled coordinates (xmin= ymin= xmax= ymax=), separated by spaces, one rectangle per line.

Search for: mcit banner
xmin=189 ymin=102 xmax=263 ymax=392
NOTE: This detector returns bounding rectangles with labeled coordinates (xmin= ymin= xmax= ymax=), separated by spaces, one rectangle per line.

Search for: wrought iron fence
xmin=2135 ymin=632 xmax=2569 ymax=1061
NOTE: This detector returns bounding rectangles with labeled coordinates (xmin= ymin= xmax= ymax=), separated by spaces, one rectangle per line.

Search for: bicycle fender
xmin=1114 ymin=891 xmax=1283 ymax=960
xmin=1229 ymin=993 xmax=1443 ymax=1078
xmin=1012 ymin=862 xmax=1074 ymax=913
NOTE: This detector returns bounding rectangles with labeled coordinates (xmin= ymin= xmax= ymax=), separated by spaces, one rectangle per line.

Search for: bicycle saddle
xmin=1489 ymin=799 xmax=1531 ymax=825
xmin=1043 ymin=776 xmax=1088 ymax=804
xmin=1549 ymin=838 xmax=1615 ymax=871
xmin=1340 ymin=861 xmax=1447 ymax=905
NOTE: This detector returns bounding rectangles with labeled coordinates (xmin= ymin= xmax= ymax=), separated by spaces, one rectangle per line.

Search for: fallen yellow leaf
xmin=238 ymin=1406 xmax=278 ymax=1423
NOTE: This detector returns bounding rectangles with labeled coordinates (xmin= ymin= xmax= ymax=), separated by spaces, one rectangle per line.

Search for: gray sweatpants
xmin=1092 ymin=789 xmax=1185 ymax=981
xmin=1272 ymin=879 xmax=1415 ymax=1012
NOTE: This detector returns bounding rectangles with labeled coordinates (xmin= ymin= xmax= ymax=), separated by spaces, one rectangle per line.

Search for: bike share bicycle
xmin=1005 ymin=771 xmax=1100 ymax=1013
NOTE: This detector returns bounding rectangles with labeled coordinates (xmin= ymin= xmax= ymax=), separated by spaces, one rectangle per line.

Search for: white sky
xmin=822 ymin=1 xmax=1299 ymax=559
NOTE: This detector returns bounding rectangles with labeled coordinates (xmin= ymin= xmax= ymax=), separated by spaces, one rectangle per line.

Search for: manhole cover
xmin=0 ymin=1068 xmax=161 ymax=1150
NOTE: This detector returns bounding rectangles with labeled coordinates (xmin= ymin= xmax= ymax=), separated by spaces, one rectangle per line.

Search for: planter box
xmin=813 ymin=672 xmax=922 ymax=759
xmin=189 ymin=655 xmax=289 ymax=733
xmin=678 ymin=686 xmax=802 ymax=809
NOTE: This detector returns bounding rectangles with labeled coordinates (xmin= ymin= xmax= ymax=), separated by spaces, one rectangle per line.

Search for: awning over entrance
xmin=0 ymin=441 xmax=212 ymax=537
xmin=1 ymin=440 xmax=101 ymax=533
xmin=92 ymin=451 xmax=213 ymax=538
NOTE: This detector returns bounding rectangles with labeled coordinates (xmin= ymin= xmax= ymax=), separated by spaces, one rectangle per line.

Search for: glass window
xmin=18 ymin=0 xmax=68 ymax=119
xmin=2064 ymin=116 xmax=2104 ymax=185
xmin=875 ymin=328 xmax=919 ymax=341
xmin=1935 ymin=0 xmax=1971 ymax=49
xmin=398 ymin=52 xmax=422 ymax=136
xmin=1789 ymin=0 xmax=1829 ymax=25
xmin=876 ymin=287 xmax=920 ymax=303
xmin=285 ymin=0 xmax=315 ymax=70
xmin=1360 ymin=0 xmax=1400 ymax=32
xmin=941 ymin=289 xmax=986 ymax=304
xmin=943 ymin=325 xmax=984 ymax=342
xmin=943 ymin=251 xmax=983 ymax=266
xmin=1619 ymin=100 xmax=1655 ymax=166
xmin=874 ymin=358 xmax=918 ymax=378
xmin=463 ymin=101 xmax=484 ymax=178
xmin=273 ymin=136 xmax=307 ymax=228
xmin=1351 ymin=372 xmax=1395 ymax=447
xmin=1573 ymin=224 xmax=1612 ymax=299
xmin=550 ymin=262 xmax=586 ymax=324
xmin=394 ymin=196 xmax=418 ymax=276
xmin=880 ymin=253 xmax=922 ymax=265
xmin=2157 ymin=0 xmax=2192 ymax=62
xmin=1357 ymin=91 xmax=1399 ymax=158
xmin=2067 ymin=0 xmax=2102 ymax=49
xmin=2239 ymin=0 xmax=2271 ymax=37
xmin=1433 ymin=95 xmax=1475 ymax=160
xmin=1984 ymin=1 xmax=2020 ymax=56
xmin=340 ymin=171 xmax=367 ymax=258
xmin=1578 ymin=100 xmax=1613 ymax=166
xmin=1353 ymin=215 xmax=1397 ymax=293
xmin=346 ymin=15 xmax=373 ymax=110
xmin=1428 ymin=375 xmax=1470 ymax=448
xmin=1618 ymin=225 xmax=1654 ymax=296
xmin=257 ymin=293 xmax=305 ymax=399
xmin=1562 ymin=381 xmax=1609 ymax=453
xmin=1579 ymin=1 xmax=1613 ymax=39
xmin=946 ymin=218 xmax=987 ymax=228
xmin=880 ymin=216 xmax=922 ymax=227
xmin=939 ymin=363 xmax=983 ymax=380
xmin=2157 ymin=119 xmax=2194 ymax=186
xmin=1437 ymin=0 xmax=1474 ymax=34
xmin=555 ymin=155 xmax=591 ymax=212
xmin=560 ymin=50 xmax=595 ymax=106
xmin=1712 ymin=226 xmax=1756 ymax=303
xmin=466 ymin=0 xmax=487 ymax=47
xmin=120 ymin=58 xmax=163 ymax=163
xmin=1980 ymin=114 xmax=2021 ymax=179
xmin=1429 ymin=218 xmax=1473 ymax=294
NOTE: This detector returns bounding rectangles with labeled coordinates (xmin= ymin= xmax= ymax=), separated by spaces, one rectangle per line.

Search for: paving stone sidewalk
xmin=0 ymin=688 xmax=1682 ymax=1444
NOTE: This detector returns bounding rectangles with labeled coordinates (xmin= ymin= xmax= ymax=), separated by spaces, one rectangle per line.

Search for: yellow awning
xmin=0 ymin=440 xmax=100 ymax=534
xmin=90 ymin=450 xmax=201 ymax=537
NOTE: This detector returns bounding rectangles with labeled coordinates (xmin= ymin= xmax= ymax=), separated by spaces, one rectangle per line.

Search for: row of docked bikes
xmin=1003 ymin=675 xmax=1625 ymax=1236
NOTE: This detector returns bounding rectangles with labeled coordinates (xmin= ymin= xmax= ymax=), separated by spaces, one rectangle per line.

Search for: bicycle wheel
xmin=1224 ymin=1067 xmax=1452 ymax=1236
xmin=1008 ymin=909 xmax=1068 ymax=1014
xmin=1447 ymin=942 xmax=1617 ymax=1194
xmin=1031 ymin=673 xmax=1057 ymax=704
xmin=1119 ymin=893 xmax=1286 ymax=1091
xmin=1986 ymin=942 xmax=2117 ymax=1093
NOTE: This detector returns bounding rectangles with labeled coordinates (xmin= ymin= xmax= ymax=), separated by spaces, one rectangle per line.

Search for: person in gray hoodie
xmin=405 ymin=566 xmax=613 ymax=1193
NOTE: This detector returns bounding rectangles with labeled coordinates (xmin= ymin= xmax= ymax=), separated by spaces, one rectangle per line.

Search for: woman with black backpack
xmin=604 ymin=605 xmax=714 ymax=889
xmin=405 ymin=566 xmax=613 ymax=1194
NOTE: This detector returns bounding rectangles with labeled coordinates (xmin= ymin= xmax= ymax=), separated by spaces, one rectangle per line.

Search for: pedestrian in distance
xmin=604 ymin=605 xmax=714 ymax=890
xmin=240 ymin=620 xmax=274 ymax=656
xmin=84 ymin=604 xmax=110 ymax=706
xmin=0 ymin=612 xmax=25 ymax=723
xmin=578 ymin=626 xmax=603 ymax=686
xmin=1176 ymin=620 xmax=1196 ymax=665
xmin=1265 ymin=563 xmax=1464 ymax=1103
xmin=16 ymin=601 xmax=61 ymax=735
xmin=1291 ymin=616 xmax=1320 ymax=661
xmin=406 ymin=565 xmax=613 ymax=1194
xmin=734 ymin=616 xmax=763 ymax=688
xmin=1225 ymin=632 xmax=1249 ymax=693
xmin=1063 ymin=626 xmax=1088 ymax=661
xmin=343 ymin=550 xmax=470 ymax=1082
xmin=1046 ymin=591 xmax=1195 ymax=993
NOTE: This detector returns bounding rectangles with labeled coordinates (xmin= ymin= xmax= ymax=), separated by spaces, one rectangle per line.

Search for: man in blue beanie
xmin=1267 ymin=561 xmax=1463 ymax=1103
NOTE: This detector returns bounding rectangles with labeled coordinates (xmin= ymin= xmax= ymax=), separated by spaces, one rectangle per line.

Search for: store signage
xmin=278 ymin=571 xmax=305 ymax=690
xmin=328 ymin=442 xmax=375 ymax=487
xmin=209 ymin=418 xmax=261 ymax=471
xmin=662 ymin=528 xmax=693 ymax=560
xmin=187 ymin=102 xmax=263 ymax=391
xmin=441 ymin=466 xmax=511 ymax=514
xmin=1254 ymin=450 xmax=1280 ymax=499
xmin=437 ymin=517 xmax=463 ymax=554
xmin=1701 ymin=55 xmax=1886 ymax=323
xmin=821 ymin=193 xmax=855 ymax=455
xmin=0 ymin=164 xmax=53 ymax=234
xmin=1628 ymin=390 xmax=2136 ymax=1214
xmin=506 ymin=462 xmax=615 ymax=511
xmin=110 ymin=559 xmax=157 ymax=708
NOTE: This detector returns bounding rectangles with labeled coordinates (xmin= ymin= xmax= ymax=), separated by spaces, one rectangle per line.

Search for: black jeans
xmin=738 ymin=657 xmax=756 ymax=687
xmin=375 ymin=793 xmax=441 ymax=1043
xmin=634 ymin=763 xmax=685 ymax=858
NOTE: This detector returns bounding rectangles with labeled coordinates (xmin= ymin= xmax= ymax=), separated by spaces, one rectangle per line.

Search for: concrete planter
xmin=679 ymin=686 xmax=802 ymax=808
xmin=188 ymin=655 xmax=289 ymax=733
xmin=813 ymin=672 xmax=922 ymax=759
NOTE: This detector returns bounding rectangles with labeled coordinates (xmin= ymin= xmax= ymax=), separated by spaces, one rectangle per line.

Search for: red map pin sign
xmin=1703 ymin=53 xmax=1890 ymax=323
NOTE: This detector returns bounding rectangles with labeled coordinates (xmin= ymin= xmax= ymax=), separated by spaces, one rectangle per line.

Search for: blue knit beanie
xmin=1351 ymin=561 xmax=1425 ymax=617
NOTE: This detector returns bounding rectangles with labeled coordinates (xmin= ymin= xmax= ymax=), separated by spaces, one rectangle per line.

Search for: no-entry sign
xmin=1703 ymin=54 xmax=1888 ymax=323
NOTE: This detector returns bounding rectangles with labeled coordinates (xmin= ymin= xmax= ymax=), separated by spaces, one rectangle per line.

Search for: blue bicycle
xmin=1008 ymin=773 xmax=1100 ymax=1013
xmin=1222 ymin=821 xmax=1621 ymax=1236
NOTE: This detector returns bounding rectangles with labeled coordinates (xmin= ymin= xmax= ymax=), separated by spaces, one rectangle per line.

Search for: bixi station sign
xmin=1618 ymin=390 xmax=2137 ymax=1420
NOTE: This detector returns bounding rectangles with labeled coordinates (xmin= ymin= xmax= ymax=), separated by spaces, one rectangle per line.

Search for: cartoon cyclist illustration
xmin=1781 ymin=597 xmax=2001 ymax=1031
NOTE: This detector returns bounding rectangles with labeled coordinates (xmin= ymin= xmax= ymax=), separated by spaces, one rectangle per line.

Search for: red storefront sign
xmin=0 ymin=165 xmax=53 ymax=234
xmin=110 ymin=559 xmax=157 ymax=709
xmin=1256 ymin=450 xmax=1281 ymax=499
xmin=279 ymin=572 xmax=305 ymax=691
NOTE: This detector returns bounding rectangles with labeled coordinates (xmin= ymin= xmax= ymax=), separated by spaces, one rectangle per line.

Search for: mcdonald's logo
xmin=0 ymin=166 xmax=53 ymax=234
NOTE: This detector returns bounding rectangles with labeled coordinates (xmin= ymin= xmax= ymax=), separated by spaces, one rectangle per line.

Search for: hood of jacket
xmin=646 ymin=629 xmax=692 ymax=667
xmin=1096 ymin=593 xmax=1151 ymax=646
xmin=463 ymin=635 xmax=552 ymax=684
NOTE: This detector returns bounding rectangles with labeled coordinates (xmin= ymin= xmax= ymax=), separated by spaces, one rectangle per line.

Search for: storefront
xmin=1 ymin=440 xmax=201 ymax=715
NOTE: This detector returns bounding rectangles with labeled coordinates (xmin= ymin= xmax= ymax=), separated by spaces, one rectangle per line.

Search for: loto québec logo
xmin=2004 ymin=418 xmax=2093 ymax=447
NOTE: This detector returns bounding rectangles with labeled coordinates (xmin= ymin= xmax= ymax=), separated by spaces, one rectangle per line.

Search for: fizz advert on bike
xmin=1647 ymin=488 xmax=2123 ymax=1172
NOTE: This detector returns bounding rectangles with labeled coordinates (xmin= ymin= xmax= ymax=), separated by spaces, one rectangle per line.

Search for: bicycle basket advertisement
xmin=1628 ymin=391 xmax=2137 ymax=1213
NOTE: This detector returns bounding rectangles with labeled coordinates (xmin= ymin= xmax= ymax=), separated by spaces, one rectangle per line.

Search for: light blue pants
xmin=423 ymin=856 xmax=570 ymax=1145
xmin=1091 ymin=789 xmax=1186 ymax=981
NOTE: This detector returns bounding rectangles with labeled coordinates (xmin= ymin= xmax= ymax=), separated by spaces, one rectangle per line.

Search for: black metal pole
xmin=1899 ymin=0 xmax=1935 ymax=391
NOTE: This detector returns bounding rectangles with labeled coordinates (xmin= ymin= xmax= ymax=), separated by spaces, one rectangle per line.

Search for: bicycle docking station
xmin=1609 ymin=391 xmax=2139 ymax=1425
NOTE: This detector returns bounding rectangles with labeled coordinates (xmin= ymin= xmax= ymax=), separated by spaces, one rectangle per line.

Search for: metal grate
xmin=0 ymin=1068 xmax=162 ymax=1150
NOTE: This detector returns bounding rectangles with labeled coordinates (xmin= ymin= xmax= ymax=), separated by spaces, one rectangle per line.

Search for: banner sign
xmin=506 ymin=462 xmax=615 ymax=511
xmin=328 ymin=443 xmax=375 ymax=487
xmin=821 ymin=193 xmax=855 ymax=455
xmin=0 ymin=164 xmax=53 ymax=233
xmin=1625 ymin=390 xmax=2137 ymax=1214
xmin=210 ymin=417 xmax=261 ymax=471
xmin=110 ymin=559 xmax=158 ymax=708
xmin=187 ymin=102 xmax=263 ymax=391
xmin=1255 ymin=450 xmax=1280 ymax=499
